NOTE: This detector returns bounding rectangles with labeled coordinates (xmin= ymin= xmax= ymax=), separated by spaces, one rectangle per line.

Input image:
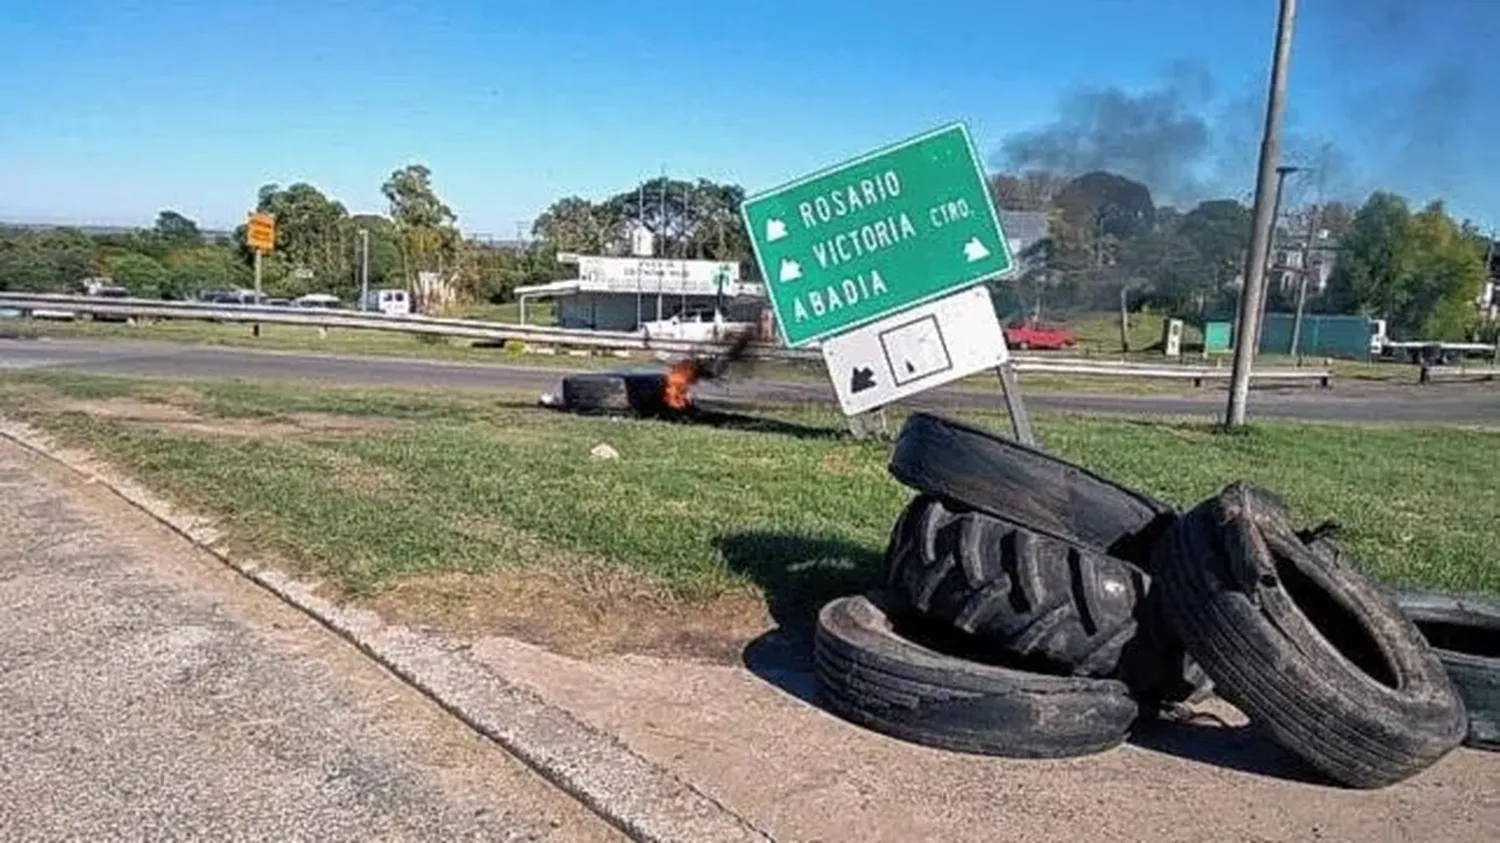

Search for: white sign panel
xmin=819 ymin=285 xmax=1009 ymax=416
xmin=576 ymin=256 xmax=741 ymax=294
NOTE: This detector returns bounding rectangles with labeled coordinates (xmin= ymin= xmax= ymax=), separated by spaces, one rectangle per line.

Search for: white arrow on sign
xmin=765 ymin=218 xmax=788 ymax=242
xmin=963 ymin=237 xmax=991 ymax=263
xmin=779 ymin=258 xmax=803 ymax=282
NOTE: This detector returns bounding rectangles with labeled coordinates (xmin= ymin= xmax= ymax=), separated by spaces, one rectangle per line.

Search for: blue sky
xmin=2 ymin=0 xmax=1496 ymax=233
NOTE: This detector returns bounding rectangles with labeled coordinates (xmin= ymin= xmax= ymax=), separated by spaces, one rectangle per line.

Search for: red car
xmin=1004 ymin=321 xmax=1078 ymax=351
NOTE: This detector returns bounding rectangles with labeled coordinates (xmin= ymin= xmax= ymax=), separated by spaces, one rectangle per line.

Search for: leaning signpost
xmin=741 ymin=123 xmax=1033 ymax=442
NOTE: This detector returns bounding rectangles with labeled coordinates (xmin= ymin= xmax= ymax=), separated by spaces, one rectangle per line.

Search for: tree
xmin=1326 ymin=192 xmax=1415 ymax=323
xmin=1177 ymin=199 xmax=1251 ymax=293
xmin=532 ymin=197 xmax=612 ymax=254
xmin=105 ymin=252 xmax=168 ymax=297
xmin=1326 ymin=192 xmax=1485 ymax=339
xmin=248 ymin=183 xmax=351 ymax=286
xmin=163 ymin=246 xmax=250 ymax=299
xmin=382 ymin=164 xmax=459 ymax=284
xmin=153 ymin=210 xmax=201 ymax=248
xmin=0 ymin=235 xmax=60 ymax=292
xmin=1406 ymin=201 xmax=1486 ymax=339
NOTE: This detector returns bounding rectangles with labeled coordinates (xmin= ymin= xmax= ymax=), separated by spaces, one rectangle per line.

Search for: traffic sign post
xmin=741 ymin=123 xmax=1034 ymax=444
xmin=742 ymin=123 xmax=1013 ymax=348
xmin=246 ymin=212 xmax=275 ymax=338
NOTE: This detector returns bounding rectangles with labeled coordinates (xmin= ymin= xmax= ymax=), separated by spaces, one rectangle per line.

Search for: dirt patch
xmin=55 ymin=398 xmax=411 ymax=440
xmin=311 ymin=450 xmax=401 ymax=496
xmin=349 ymin=514 xmax=774 ymax=663
xmin=363 ymin=563 xmax=772 ymax=664
xmin=61 ymin=398 xmax=203 ymax=425
xmin=283 ymin=412 xmax=410 ymax=436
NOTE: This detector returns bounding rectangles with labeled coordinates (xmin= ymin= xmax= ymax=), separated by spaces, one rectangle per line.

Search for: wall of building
xmin=555 ymin=292 xmax=763 ymax=332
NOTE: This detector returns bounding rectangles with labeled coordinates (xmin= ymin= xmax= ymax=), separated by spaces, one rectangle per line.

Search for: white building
xmin=515 ymin=253 xmax=767 ymax=332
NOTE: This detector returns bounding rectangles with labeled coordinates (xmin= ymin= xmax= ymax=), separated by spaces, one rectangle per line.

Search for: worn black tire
xmin=560 ymin=372 xmax=671 ymax=416
xmin=560 ymin=373 xmax=631 ymax=413
xmin=887 ymin=412 xmax=1175 ymax=566
xmin=884 ymin=495 xmax=1204 ymax=702
xmin=1392 ymin=588 xmax=1500 ymax=752
xmin=813 ymin=591 xmax=1139 ymax=758
xmin=1154 ymin=484 xmax=1467 ymax=788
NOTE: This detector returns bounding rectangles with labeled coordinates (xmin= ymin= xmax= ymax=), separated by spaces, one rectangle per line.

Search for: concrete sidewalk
xmin=0 ymin=438 xmax=622 ymax=842
xmin=470 ymin=632 xmax=1500 ymax=843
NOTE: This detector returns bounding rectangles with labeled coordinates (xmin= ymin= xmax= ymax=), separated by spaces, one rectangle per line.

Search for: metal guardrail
xmin=1422 ymin=365 xmax=1500 ymax=382
xmin=1017 ymin=359 xmax=1332 ymax=387
xmin=0 ymin=292 xmax=1333 ymax=386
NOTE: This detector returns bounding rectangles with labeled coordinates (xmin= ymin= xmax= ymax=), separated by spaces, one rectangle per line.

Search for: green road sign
xmin=741 ymin=123 xmax=1013 ymax=347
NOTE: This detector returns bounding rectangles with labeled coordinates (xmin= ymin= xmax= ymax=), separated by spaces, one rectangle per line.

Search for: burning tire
xmin=1392 ymin=588 xmax=1500 ymax=751
xmin=885 ymin=495 xmax=1205 ymax=703
xmin=558 ymin=372 xmax=678 ymax=416
xmin=560 ymin=373 xmax=633 ymax=414
xmin=887 ymin=412 xmax=1175 ymax=568
xmin=1153 ymin=484 xmax=1467 ymax=788
xmin=814 ymin=592 xmax=1139 ymax=758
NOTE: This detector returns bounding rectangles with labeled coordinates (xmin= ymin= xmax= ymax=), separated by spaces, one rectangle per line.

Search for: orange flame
xmin=663 ymin=359 xmax=702 ymax=411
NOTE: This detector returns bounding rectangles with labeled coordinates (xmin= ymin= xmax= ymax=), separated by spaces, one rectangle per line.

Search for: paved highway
xmin=3 ymin=337 xmax=1497 ymax=424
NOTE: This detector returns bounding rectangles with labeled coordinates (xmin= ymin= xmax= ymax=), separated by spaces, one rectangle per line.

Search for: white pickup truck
xmin=640 ymin=307 xmax=754 ymax=342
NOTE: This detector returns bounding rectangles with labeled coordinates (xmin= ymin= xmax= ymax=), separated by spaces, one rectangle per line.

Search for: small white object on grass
xmin=590 ymin=443 xmax=620 ymax=460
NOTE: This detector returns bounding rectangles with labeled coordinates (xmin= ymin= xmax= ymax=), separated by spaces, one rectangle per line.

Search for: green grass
xmin=3 ymin=371 xmax=1496 ymax=614
xmin=1060 ymin=310 xmax=1203 ymax=356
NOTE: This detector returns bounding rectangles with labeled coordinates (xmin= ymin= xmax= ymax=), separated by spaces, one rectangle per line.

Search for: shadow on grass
xmin=687 ymin=407 xmax=846 ymax=441
xmin=716 ymin=531 xmax=883 ymax=703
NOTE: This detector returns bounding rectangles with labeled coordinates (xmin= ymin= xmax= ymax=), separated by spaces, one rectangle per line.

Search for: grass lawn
xmin=2 ymin=371 xmax=1494 ymax=654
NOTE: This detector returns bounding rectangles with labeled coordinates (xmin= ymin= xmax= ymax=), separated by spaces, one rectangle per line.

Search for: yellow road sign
xmin=246 ymin=212 xmax=276 ymax=252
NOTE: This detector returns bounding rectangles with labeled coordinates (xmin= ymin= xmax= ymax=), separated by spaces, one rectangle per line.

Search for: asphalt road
xmin=3 ymin=336 xmax=1498 ymax=424
xmin=0 ymin=436 xmax=622 ymax=842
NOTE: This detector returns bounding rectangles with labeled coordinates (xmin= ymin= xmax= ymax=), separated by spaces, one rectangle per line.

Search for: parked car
xmin=294 ymin=293 xmax=342 ymax=309
xmin=1004 ymin=321 xmax=1077 ymax=351
xmin=86 ymin=283 xmax=133 ymax=322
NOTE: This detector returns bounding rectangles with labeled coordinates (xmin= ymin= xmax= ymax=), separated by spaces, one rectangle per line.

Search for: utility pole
xmin=680 ymin=181 xmax=690 ymax=318
xmin=358 ymin=228 xmax=370 ymax=312
xmin=636 ymin=182 xmax=646 ymax=328
xmin=1254 ymin=164 xmax=1301 ymax=352
xmin=658 ymin=167 xmax=667 ymax=322
xmin=1290 ymin=146 xmax=1329 ymax=361
xmin=1226 ymin=0 xmax=1298 ymax=429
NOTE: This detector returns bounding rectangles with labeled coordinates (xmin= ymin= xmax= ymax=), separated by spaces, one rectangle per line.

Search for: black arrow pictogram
xmin=850 ymin=366 xmax=877 ymax=394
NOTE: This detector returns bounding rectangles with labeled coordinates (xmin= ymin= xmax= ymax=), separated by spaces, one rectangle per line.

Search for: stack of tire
xmin=813 ymin=412 xmax=1499 ymax=788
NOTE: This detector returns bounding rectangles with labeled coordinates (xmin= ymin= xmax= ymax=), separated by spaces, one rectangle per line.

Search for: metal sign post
xmin=994 ymin=359 xmax=1035 ymax=445
xmin=246 ymin=211 xmax=276 ymax=338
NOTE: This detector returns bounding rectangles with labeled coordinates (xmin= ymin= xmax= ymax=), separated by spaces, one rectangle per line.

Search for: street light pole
xmin=1226 ymin=0 xmax=1299 ymax=429
xmin=1253 ymin=164 xmax=1301 ymax=353
xmin=1289 ymin=203 xmax=1322 ymax=360
xmin=358 ymin=229 xmax=370 ymax=312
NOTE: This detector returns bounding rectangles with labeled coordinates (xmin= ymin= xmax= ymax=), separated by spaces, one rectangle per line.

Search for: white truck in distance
xmin=639 ymin=307 xmax=754 ymax=342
